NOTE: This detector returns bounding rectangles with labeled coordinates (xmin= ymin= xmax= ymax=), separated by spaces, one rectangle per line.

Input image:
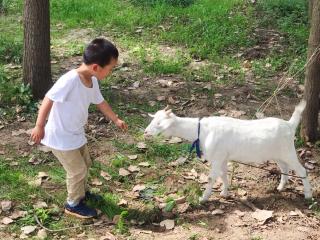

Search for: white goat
xmin=144 ymin=101 xmax=312 ymax=202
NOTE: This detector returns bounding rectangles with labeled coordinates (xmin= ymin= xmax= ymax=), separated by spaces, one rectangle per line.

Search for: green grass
xmin=1 ymin=0 xmax=310 ymax=102
xmin=0 ymin=0 xmax=313 ymax=237
xmin=50 ymin=0 xmax=252 ymax=59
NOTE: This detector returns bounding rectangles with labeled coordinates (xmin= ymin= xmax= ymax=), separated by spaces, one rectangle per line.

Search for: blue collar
xmin=189 ymin=118 xmax=202 ymax=158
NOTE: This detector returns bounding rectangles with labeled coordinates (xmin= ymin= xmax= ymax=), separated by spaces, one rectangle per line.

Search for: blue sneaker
xmin=64 ymin=201 xmax=97 ymax=219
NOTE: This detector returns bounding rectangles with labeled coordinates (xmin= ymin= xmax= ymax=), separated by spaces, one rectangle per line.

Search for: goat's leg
xmin=219 ymin=161 xmax=229 ymax=197
xmin=287 ymin=154 xmax=312 ymax=199
xmin=199 ymin=158 xmax=225 ymax=203
xmin=199 ymin=166 xmax=218 ymax=203
xmin=277 ymin=161 xmax=289 ymax=192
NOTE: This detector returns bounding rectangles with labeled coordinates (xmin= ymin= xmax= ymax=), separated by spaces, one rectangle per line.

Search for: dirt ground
xmin=1 ymin=28 xmax=320 ymax=240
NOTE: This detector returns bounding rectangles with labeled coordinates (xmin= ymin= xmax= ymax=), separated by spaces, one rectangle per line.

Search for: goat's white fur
xmin=144 ymin=101 xmax=312 ymax=201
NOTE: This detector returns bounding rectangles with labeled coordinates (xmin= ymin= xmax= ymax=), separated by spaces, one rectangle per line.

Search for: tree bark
xmin=301 ymin=0 xmax=320 ymax=142
xmin=309 ymin=0 xmax=314 ymax=23
xmin=23 ymin=0 xmax=52 ymax=99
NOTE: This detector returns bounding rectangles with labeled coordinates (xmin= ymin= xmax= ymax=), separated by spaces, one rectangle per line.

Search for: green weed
xmin=0 ymin=35 xmax=22 ymax=64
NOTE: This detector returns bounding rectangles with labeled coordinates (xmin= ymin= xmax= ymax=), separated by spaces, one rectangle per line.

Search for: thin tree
xmin=301 ymin=0 xmax=320 ymax=142
xmin=23 ymin=0 xmax=52 ymax=99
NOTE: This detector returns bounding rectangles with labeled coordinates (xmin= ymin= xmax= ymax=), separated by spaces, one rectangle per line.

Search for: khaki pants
xmin=51 ymin=144 xmax=92 ymax=205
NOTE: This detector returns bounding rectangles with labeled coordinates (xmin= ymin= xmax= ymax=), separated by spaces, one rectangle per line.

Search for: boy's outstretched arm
xmin=31 ymin=96 xmax=53 ymax=144
xmin=97 ymin=100 xmax=128 ymax=131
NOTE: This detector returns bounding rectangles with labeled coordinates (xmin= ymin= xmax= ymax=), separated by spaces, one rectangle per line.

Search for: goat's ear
xmin=165 ymin=109 xmax=172 ymax=116
xmin=148 ymin=113 xmax=155 ymax=118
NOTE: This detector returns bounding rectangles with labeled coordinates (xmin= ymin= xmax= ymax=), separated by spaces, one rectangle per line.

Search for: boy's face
xmin=93 ymin=58 xmax=118 ymax=80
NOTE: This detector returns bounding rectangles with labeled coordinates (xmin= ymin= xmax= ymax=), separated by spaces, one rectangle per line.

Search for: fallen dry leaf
xmin=28 ymin=140 xmax=36 ymax=146
xmin=157 ymin=79 xmax=173 ymax=87
xmin=118 ymin=199 xmax=128 ymax=206
xmin=198 ymin=173 xmax=208 ymax=184
xmin=255 ymin=112 xmax=264 ymax=119
xmin=38 ymin=172 xmax=49 ymax=180
xmin=177 ymin=203 xmax=189 ymax=214
xmin=133 ymin=81 xmax=140 ymax=88
xmin=2 ymin=217 xmax=14 ymax=225
xmin=119 ymin=168 xmax=130 ymax=177
xmin=128 ymin=165 xmax=140 ymax=173
xmin=160 ymin=219 xmax=175 ymax=230
xmin=234 ymin=210 xmax=245 ymax=217
xmin=252 ymin=209 xmax=273 ymax=224
xmin=175 ymin=196 xmax=186 ymax=204
xmin=167 ymin=96 xmax=176 ymax=104
xmin=237 ymin=189 xmax=247 ymax=196
xmin=242 ymin=60 xmax=252 ymax=69
xmin=33 ymin=201 xmax=48 ymax=209
xmin=137 ymin=142 xmax=147 ymax=150
xmin=230 ymin=110 xmax=246 ymax=118
xmin=305 ymin=162 xmax=315 ymax=170
xmin=211 ymin=209 xmax=225 ymax=215
xmin=168 ymin=137 xmax=182 ymax=144
xmin=138 ymin=162 xmax=150 ymax=167
xmin=28 ymin=178 xmax=42 ymax=187
xmin=204 ymin=83 xmax=212 ymax=90
xmin=10 ymin=210 xmax=27 ymax=220
xmin=156 ymin=96 xmax=166 ymax=102
xmin=99 ymin=232 xmax=117 ymax=240
xmin=132 ymin=184 xmax=146 ymax=192
xmin=91 ymin=178 xmax=103 ymax=186
xmin=214 ymin=93 xmax=223 ymax=99
xmin=128 ymin=155 xmax=138 ymax=160
xmin=28 ymin=155 xmax=42 ymax=165
xmin=37 ymin=229 xmax=47 ymax=240
xmin=37 ymin=145 xmax=51 ymax=153
xmin=169 ymin=157 xmax=187 ymax=166
xmin=9 ymin=161 xmax=19 ymax=166
xmin=101 ymin=171 xmax=112 ymax=181
xmin=289 ymin=209 xmax=304 ymax=217
xmin=11 ymin=129 xmax=26 ymax=136
xmin=1 ymin=200 xmax=12 ymax=211
xmin=21 ymin=225 xmax=37 ymax=235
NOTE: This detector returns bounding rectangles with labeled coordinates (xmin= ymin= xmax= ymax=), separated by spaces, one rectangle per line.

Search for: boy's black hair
xmin=83 ymin=38 xmax=119 ymax=67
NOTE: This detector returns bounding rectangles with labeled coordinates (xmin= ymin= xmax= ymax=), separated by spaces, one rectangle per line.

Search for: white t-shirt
xmin=41 ymin=69 xmax=104 ymax=151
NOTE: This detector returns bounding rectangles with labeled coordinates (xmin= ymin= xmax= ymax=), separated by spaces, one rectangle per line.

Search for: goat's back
xmin=202 ymin=116 xmax=295 ymax=163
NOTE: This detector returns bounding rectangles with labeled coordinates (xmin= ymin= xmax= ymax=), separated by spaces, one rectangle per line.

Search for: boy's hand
xmin=115 ymin=119 xmax=128 ymax=131
xmin=31 ymin=125 xmax=45 ymax=144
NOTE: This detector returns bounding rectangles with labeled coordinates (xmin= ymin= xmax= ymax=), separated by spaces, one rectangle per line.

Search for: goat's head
xmin=144 ymin=106 xmax=176 ymax=138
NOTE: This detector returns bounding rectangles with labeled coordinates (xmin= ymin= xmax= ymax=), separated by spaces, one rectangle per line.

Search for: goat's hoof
xmin=199 ymin=196 xmax=208 ymax=204
xmin=220 ymin=191 xmax=229 ymax=198
xmin=304 ymin=192 xmax=313 ymax=200
xmin=277 ymin=186 xmax=285 ymax=192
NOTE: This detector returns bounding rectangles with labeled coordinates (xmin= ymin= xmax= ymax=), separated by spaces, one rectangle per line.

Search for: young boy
xmin=31 ymin=38 xmax=127 ymax=219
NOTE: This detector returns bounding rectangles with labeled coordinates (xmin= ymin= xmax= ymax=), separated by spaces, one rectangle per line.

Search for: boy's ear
xmin=92 ymin=63 xmax=99 ymax=72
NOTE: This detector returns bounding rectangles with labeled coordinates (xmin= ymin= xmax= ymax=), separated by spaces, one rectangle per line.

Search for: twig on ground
xmin=34 ymin=214 xmax=111 ymax=232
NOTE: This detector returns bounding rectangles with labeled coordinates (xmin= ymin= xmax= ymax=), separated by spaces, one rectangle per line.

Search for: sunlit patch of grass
xmin=178 ymin=182 xmax=202 ymax=206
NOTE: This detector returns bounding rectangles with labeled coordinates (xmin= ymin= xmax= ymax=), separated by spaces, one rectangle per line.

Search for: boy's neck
xmin=76 ymin=64 xmax=94 ymax=88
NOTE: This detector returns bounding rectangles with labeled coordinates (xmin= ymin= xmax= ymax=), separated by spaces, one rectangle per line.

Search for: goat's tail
xmin=288 ymin=100 xmax=306 ymax=130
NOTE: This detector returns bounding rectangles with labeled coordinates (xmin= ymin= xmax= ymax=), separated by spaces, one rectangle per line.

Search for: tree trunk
xmin=309 ymin=0 xmax=314 ymax=23
xmin=301 ymin=0 xmax=320 ymax=142
xmin=23 ymin=0 xmax=52 ymax=99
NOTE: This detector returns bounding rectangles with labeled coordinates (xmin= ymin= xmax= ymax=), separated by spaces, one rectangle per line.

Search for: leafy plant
xmin=115 ymin=210 xmax=129 ymax=234
xmin=0 ymin=35 xmax=23 ymax=64
xmin=164 ymin=197 xmax=176 ymax=212
xmin=0 ymin=66 xmax=34 ymax=109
